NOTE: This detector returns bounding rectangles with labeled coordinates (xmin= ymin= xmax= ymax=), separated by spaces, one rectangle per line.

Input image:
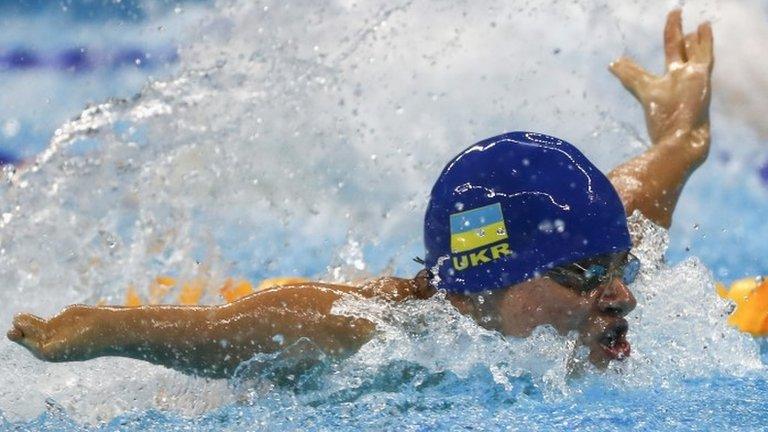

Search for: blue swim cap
xmin=424 ymin=131 xmax=631 ymax=294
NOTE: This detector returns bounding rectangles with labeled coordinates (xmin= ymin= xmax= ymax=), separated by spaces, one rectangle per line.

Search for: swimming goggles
xmin=546 ymin=252 xmax=640 ymax=293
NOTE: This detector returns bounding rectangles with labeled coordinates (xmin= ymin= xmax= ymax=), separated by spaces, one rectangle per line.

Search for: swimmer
xmin=6 ymin=10 xmax=713 ymax=378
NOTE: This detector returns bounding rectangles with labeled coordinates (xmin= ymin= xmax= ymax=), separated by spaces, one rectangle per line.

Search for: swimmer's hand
xmin=7 ymin=313 xmax=50 ymax=359
xmin=7 ymin=307 xmax=101 ymax=362
xmin=607 ymin=9 xmax=713 ymax=229
xmin=610 ymin=9 xmax=712 ymax=161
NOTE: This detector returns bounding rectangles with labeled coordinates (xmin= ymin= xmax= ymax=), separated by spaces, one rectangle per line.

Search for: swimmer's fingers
xmin=664 ymin=9 xmax=686 ymax=68
xmin=683 ymin=33 xmax=699 ymax=65
xmin=696 ymin=22 xmax=714 ymax=72
xmin=11 ymin=313 xmax=46 ymax=340
xmin=609 ymin=57 xmax=655 ymax=102
xmin=7 ymin=313 xmax=49 ymax=358
xmin=6 ymin=326 xmax=23 ymax=342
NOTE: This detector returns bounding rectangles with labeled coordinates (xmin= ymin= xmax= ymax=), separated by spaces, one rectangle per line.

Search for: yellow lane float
xmin=717 ymin=276 xmax=768 ymax=336
xmin=122 ymin=275 xmax=310 ymax=306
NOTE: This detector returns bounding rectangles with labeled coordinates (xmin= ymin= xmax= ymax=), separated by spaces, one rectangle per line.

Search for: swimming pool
xmin=1 ymin=0 xmax=768 ymax=430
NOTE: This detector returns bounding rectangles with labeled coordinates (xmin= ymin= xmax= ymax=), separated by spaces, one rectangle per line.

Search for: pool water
xmin=1 ymin=0 xmax=768 ymax=430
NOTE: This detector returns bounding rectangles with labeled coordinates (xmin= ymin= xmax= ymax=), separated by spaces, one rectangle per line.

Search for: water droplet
xmin=2 ymin=119 xmax=20 ymax=138
xmin=99 ymin=230 xmax=118 ymax=249
xmin=538 ymin=220 xmax=554 ymax=234
xmin=272 ymin=334 xmax=285 ymax=345
xmin=554 ymin=219 xmax=565 ymax=233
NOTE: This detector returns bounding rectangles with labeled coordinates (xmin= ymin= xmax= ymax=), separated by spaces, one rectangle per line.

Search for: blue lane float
xmin=759 ymin=159 xmax=768 ymax=188
xmin=0 ymin=149 xmax=19 ymax=165
xmin=0 ymin=45 xmax=178 ymax=72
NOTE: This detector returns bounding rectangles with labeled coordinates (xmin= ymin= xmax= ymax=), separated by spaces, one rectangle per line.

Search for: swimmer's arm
xmin=6 ymin=277 xmax=429 ymax=378
xmin=607 ymin=10 xmax=713 ymax=229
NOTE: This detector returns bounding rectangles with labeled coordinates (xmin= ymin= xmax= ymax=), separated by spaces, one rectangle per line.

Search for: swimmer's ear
xmin=609 ymin=57 xmax=654 ymax=103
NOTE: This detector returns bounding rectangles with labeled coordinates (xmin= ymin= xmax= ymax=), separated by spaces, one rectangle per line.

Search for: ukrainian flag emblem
xmin=450 ymin=203 xmax=508 ymax=253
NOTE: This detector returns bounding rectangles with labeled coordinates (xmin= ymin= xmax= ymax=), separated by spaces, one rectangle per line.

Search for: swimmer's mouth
xmin=598 ymin=319 xmax=630 ymax=361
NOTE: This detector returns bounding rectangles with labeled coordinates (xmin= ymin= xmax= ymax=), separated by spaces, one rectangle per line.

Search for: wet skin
xmin=7 ymin=9 xmax=712 ymax=377
xmin=506 ymin=276 xmax=635 ymax=367
xmin=7 ymin=278 xmax=429 ymax=378
xmin=449 ymin=252 xmax=637 ymax=367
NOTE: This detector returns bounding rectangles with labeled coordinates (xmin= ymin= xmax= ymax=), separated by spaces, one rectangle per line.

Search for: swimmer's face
xmin=493 ymin=252 xmax=637 ymax=367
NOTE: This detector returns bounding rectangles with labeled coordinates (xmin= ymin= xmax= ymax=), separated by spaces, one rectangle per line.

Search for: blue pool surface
xmin=5 ymin=372 xmax=768 ymax=431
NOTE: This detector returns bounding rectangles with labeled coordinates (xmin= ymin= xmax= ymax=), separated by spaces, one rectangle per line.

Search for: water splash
xmin=1 ymin=0 xmax=768 ymax=427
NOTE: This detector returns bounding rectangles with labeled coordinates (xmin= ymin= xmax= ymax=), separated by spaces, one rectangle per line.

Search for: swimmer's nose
xmin=596 ymin=278 xmax=637 ymax=317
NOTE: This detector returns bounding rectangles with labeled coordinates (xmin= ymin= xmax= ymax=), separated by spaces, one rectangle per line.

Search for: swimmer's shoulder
xmin=358 ymin=270 xmax=435 ymax=301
